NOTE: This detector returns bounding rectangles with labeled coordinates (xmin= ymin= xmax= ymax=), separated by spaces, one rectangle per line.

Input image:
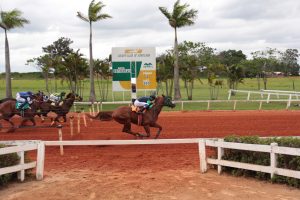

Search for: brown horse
xmin=87 ymin=95 xmax=176 ymax=138
xmin=38 ymin=92 xmax=82 ymax=124
xmin=0 ymin=98 xmax=41 ymax=132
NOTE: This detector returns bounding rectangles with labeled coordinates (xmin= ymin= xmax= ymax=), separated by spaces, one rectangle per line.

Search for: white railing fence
xmin=0 ymin=141 xmax=45 ymax=181
xmin=200 ymin=139 xmax=300 ymax=179
xmin=74 ymin=98 xmax=300 ymax=113
xmin=228 ymin=89 xmax=300 ymax=102
xmin=1 ymin=138 xmax=299 ymax=182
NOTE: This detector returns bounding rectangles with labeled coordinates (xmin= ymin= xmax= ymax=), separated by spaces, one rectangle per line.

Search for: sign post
xmin=111 ymin=47 xmax=156 ymax=102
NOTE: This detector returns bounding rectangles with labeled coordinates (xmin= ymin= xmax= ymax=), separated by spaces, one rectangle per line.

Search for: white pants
xmin=49 ymin=94 xmax=60 ymax=102
xmin=16 ymin=93 xmax=32 ymax=104
xmin=134 ymin=100 xmax=147 ymax=107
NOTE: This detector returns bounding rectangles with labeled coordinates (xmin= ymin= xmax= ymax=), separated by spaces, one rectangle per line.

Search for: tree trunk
xmin=173 ymin=27 xmax=181 ymax=100
xmin=4 ymin=30 xmax=12 ymax=98
xmin=89 ymin=22 xmax=96 ymax=102
xmin=256 ymin=74 xmax=261 ymax=90
xmin=44 ymin=71 xmax=49 ymax=92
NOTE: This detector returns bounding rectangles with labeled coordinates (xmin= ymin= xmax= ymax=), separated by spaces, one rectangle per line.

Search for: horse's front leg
xmin=143 ymin=125 xmax=151 ymax=138
xmin=63 ymin=115 xmax=67 ymax=122
xmin=150 ymin=122 xmax=162 ymax=139
xmin=29 ymin=117 xmax=36 ymax=126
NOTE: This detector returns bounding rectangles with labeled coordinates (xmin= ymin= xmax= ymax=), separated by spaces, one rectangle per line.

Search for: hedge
xmin=222 ymin=135 xmax=300 ymax=188
xmin=0 ymin=144 xmax=20 ymax=186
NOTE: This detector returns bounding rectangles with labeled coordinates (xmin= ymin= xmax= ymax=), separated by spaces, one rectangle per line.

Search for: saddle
xmin=131 ymin=105 xmax=144 ymax=126
xmin=131 ymin=105 xmax=145 ymax=113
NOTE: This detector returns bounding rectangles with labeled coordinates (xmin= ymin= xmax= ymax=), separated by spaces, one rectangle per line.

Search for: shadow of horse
xmin=38 ymin=92 xmax=82 ymax=124
xmin=86 ymin=95 xmax=176 ymax=139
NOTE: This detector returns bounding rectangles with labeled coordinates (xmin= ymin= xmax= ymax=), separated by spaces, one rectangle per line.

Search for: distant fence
xmin=228 ymin=89 xmax=300 ymax=102
xmin=0 ymin=140 xmax=45 ymax=181
xmin=74 ymin=98 xmax=300 ymax=112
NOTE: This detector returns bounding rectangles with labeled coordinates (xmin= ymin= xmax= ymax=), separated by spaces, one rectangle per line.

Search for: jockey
xmin=49 ymin=92 xmax=66 ymax=106
xmin=16 ymin=91 xmax=34 ymax=109
xmin=134 ymin=94 xmax=156 ymax=112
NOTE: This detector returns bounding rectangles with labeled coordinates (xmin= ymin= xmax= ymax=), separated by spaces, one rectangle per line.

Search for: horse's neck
xmin=150 ymin=102 xmax=164 ymax=118
xmin=63 ymin=99 xmax=74 ymax=110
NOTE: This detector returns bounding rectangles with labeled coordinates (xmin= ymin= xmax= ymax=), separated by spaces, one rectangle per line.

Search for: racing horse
xmin=86 ymin=95 xmax=176 ymax=138
xmin=0 ymin=95 xmax=42 ymax=132
xmin=37 ymin=92 xmax=82 ymax=124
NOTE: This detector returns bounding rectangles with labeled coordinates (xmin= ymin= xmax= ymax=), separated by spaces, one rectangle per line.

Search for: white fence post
xmin=228 ymin=90 xmax=232 ymax=100
xmin=270 ymin=142 xmax=278 ymax=179
xmin=286 ymin=94 xmax=292 ymax=110
xmin=199 ymin=139 xmax=207 ymax=173
xmin=181 ymin=101 xmax=184 ymax=111
xmin=233 ymin=100 xmax=237 ymax=110
xmin=259 ymin=100 xmax=263 ymax=110
xmin=17 ymin=151 xmax=25 ymax=181
xmin=247 ymin=91 xmax=251 ymax=100
xmin=217 ymin=139 xmax=224 ymax=174
xmin=36 ymin=141 xmax=45 ymax=180
xmin=267 ymin=93 xmax=271 ymax=103
xmin=207 ymin=100 xmax=210 ymax=110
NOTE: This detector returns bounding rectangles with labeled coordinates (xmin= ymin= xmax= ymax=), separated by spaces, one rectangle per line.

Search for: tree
xmin=218 ymin=50 xmax=246 ymax=67
xmin=157 ymin=51 xmax=174 ymax=97
xmin=159 ymin=0 xmax=198 ymax=100
xmin=26 ymin=55 xmax=54 ymax=92
xmin=77 ymin=0 xmax=112 ymax=102
xmin=94 ymin=58 xmax=111 ymax=101
xmin=280 ymin=49 xmax=299 ymax=76
xmin=251 ymin=48 xmax=280 ymax=89
xmin=0 ymin=9 xmax=29 ymax=98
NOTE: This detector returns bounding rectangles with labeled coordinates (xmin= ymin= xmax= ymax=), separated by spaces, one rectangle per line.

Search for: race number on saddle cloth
xmin=49 ymin=92 xmax=66 ymax=106
xmin=16 ymin=91 xmax=34 ymax=110
xmin=133 ymin=95 xmax=155 ymax=113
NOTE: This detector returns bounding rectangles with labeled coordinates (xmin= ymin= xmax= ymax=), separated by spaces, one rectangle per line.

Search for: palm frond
xmin=158 ymin=7 xmax=172 ymax=19
xmin=77 ymin=11 xmax=89 ymax=22
xmin=0 ymin=9 xmax=29 ymax=30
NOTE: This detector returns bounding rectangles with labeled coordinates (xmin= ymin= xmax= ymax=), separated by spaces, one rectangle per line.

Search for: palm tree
xmin=0 ymin=9 xmax=29 ymax=98
xmin=77 ymin=0 xmax=112 ymax=102
xmin=159 ymin=0 xmax=197 ymax=100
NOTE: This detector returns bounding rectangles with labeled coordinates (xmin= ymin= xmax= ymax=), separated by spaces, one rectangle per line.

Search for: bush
xmin=0 ymin=144 xmax=20 ymax=186
xmin=222 ymin=135 xmax=300 ymax=188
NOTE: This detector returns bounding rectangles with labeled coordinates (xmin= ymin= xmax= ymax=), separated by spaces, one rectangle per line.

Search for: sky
xmin=0 ymin=0 xmax=300 ymax=72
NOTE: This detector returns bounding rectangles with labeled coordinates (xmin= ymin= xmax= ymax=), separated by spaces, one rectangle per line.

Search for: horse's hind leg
xmin=122 ymin=123 xmax=144 ymax=138
xmin=6 ymin=119 xmax=16 ymax=133
xmin=150 ymin=122 xmax=162 ymax=139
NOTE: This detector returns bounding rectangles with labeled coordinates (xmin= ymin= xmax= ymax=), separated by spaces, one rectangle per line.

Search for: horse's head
xmin=75 ymin=94 xmax=83 ymax=101
xmin=34 ymin=91 xmax=47 ymax=102
xmin=65 ymin=92 xmax=82 ymax=101
xmin=155 ymin=95 xmax=176 ymax=108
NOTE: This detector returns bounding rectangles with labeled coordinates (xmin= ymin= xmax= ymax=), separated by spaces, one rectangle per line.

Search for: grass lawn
xmin=1 ymin=77 xmax=300 ymax=110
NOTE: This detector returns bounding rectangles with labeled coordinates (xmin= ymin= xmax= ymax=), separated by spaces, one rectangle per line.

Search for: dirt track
xmin=0 ymin=110 xmax=300 ymax=199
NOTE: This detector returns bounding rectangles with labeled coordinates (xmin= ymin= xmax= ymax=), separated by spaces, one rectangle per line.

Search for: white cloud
xmin=0 ymin=0 xmax=299 ymax=72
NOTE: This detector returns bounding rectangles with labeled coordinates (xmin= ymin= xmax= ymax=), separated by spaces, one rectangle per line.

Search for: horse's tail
xmin=86 ymin=111 xmax=113 ymax=121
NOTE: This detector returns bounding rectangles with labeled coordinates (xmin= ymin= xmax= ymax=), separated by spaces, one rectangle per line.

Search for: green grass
xmin=1 ymin=77 xmax=300 ymax=111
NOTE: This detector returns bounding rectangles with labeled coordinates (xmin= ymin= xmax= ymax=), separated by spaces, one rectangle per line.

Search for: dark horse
xmin=87 ymin=95 xmax=176 ymax=138
xmin=0 ymin=97 xmax=41 ymax=132
xmin=38 ymin=92 xmax=82 ymax=124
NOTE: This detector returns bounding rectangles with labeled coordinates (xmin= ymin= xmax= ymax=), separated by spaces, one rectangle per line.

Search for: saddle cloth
xmin=16 ymin=102 xmax=30 ymax=110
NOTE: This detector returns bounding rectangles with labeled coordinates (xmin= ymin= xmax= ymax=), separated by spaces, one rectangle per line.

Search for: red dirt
xmin=0 ymin=110 xmax=300 ymax=200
